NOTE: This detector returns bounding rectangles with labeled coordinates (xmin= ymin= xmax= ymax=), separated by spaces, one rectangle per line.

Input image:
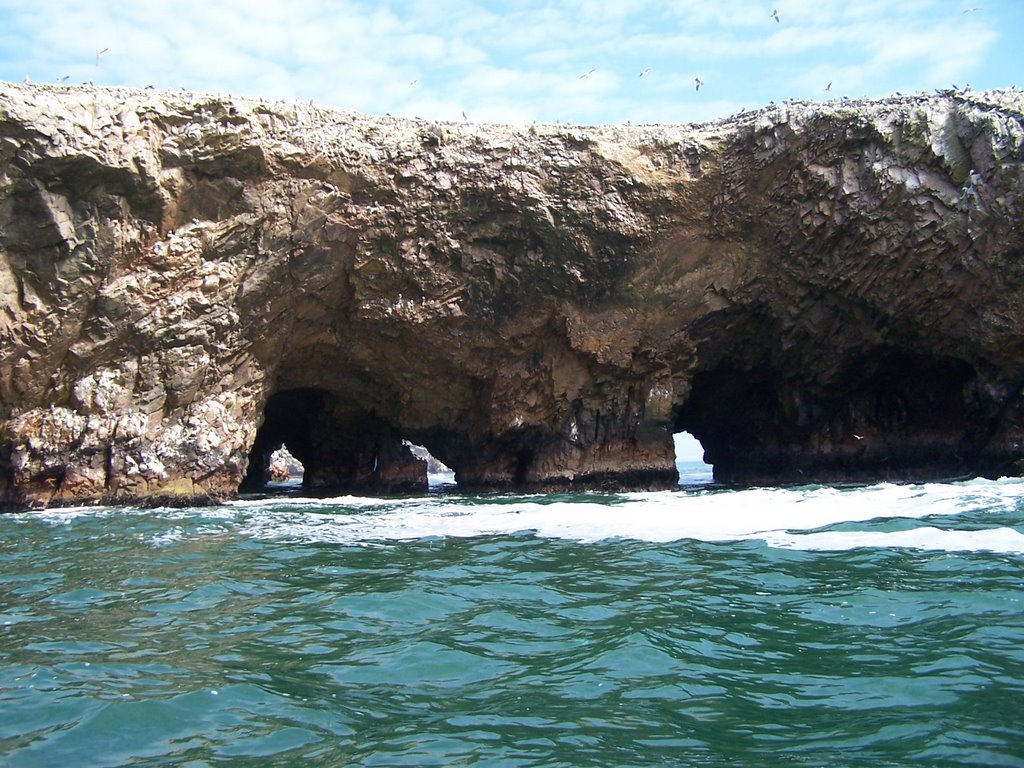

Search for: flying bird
xmin=772 ymin=8 xmax=780 ymax=22
xmin=639 ymin=68 xmax=651 ymax=77
xmin=825 ymin=82 xmax=832 ymax=91
xmin=695 ymin=77 xmax=703 ymax=92
xmin=95 ymin=47 xmax=108 ymax=66
xmin=58 ymin=74 xmax=69 ymax=83
xmin=963 ymin=7 xmax=982 ymax=12
xmin=409 ymin=79 xmax=418 ymax=86
xmin=579 ymin=68 xmax=596 ymax=79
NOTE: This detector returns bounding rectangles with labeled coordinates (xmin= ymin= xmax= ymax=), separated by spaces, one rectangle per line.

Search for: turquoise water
xmin=2 ymin=465 xmax=1024 ymax=766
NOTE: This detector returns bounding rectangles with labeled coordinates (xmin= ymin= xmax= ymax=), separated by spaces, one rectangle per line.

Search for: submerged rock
xmin=1 ymin=83 xmax=1023 ymax=509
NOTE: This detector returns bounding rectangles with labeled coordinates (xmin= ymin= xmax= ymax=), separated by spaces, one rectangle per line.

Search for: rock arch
xmin=241 ymin=388 xmax=427 ymax=494
xmin=673 ymin=346 xmax=1019 ymax=485
xmin=1 ymin=84 xmax=1023 ymax=509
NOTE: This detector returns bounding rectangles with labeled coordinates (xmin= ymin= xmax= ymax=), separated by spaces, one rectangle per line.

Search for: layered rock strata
xmin=1 ymin=82 xmax=1023 ymax=509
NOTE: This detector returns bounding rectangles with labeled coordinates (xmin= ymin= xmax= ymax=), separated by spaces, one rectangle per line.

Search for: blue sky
xmin=1 ymin=0 xmax=1020 ymax=126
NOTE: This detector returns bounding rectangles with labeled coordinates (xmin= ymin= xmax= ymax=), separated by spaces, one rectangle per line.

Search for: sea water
xmin=1 ymin=463 xmax=1023 ymax=766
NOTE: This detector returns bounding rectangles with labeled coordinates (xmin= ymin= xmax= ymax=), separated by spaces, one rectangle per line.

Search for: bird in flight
xmin=963 ymin=7 xmax=982 ymax=12
xmin=639 ymin=68 xmax=651 ymax=77
xmin=95 ymin=47 xmax=108 ymax=66
xmin=772 ymin=8 xmax=780 ymax=22
xmin=409 ymin=79 xmax=418 ymax=86
xmin=825 ymin=82 xmax=832 ymax=91
xmin=579 ymin=68 xmax=596 ymax=79
xmin=695 ymin=77 xmax=703 ymax=91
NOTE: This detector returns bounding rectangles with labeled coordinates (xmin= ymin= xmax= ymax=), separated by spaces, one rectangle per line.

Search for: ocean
xmin=1 ymin=462 xmax=1023 ymax=766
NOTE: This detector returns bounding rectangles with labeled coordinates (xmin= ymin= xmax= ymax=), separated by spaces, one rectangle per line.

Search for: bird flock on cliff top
xmin=28 ymin=6 xmax=989 ymax=123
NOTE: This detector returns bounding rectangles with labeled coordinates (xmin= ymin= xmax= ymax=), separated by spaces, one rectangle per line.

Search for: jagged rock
xmin=407 ymin=442 xmax=452 ymax=475
xmin=267 ymin=444 xmax=301 ymax=483
xmin=1 ymin=83 xmax=1023 ymax=509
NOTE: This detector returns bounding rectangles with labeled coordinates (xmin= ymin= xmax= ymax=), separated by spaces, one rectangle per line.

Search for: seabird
xmin=409 ymin=79 xmax=418 ymax=86
xmin=694 ymin=77 xmax=703 ymax=91
xmin=772 ymin=8 xmax=780 ymax=22
xmin=95 ymin=47 xmax=108 ymax=66
xmin=854 ymin=434 xmax=864 ymax=440
xmin=58 ymin=74 xmax=69 ymax=83
xmin=462 ymin=110 xmax=468 ymax=121
xmin=23 ymin=75 xmax=29 ymax=83
xmin=579 ymin=68 xmax=596 ymax=79
xmin=963 ymin=7 xmax=982 ymax=12
xmin=639 ymin=68 xmax=651 ymax=77
xmin=825 ymin=82 xmax=832 ymax=91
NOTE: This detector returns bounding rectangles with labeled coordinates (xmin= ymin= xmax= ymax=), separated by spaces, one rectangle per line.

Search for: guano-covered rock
xmin=2 ymin=82 xmax=1023 ymax=509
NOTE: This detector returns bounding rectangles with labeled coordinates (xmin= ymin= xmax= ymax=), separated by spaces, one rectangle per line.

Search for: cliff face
xmin=2 ymin=82 xmax=1023 ymax=508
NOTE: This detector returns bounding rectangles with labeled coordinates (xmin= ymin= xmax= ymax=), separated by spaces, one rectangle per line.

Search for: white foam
xmin=764 ymin=526 xmax=1024 ymax=553
xmin=18 ymin=477 xmax=1024 ymax=554
xmin=21 ymin=505 xmax=116 ymax=524
xmin=231 ymin=477 xmax=1024 ymax=554
xmin=228 ymin=493 xmax=426 ymax=510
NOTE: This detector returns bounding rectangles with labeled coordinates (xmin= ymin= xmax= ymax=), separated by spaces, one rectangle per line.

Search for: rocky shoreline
xmin=2 ymin=82 xmax=1023 ymax=510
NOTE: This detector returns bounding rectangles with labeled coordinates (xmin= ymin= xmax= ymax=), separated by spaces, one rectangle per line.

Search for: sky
xmin=0 ymin=0 xmax=1020 ymax=126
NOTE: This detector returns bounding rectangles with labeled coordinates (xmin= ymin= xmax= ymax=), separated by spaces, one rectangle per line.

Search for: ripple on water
xmin=1 ymin=479 xmax=1023 ymax=765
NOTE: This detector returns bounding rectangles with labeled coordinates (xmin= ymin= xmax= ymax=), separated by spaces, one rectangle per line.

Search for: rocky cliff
xmin=2 ymin=82 xmax=1023 ymax=509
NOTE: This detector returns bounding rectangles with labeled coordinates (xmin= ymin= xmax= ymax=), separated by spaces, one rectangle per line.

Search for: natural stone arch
xmin=2 ymin=84 xmax=1024 ymax=510
xmin=241 ymin=388 xmax=428 ymax=495
xmin=673 ymin=345 xmax=1016 ymax=485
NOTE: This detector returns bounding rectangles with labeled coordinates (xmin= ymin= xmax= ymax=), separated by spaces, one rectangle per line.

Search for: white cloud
xmin=868 ymin=20 xmax=997 ymax=87
xmin=0 ymin=0 xmax=1014 ymax=124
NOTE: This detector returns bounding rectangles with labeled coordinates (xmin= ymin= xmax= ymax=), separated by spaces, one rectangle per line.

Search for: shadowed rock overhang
xmin=1 ymin=82 xmax=1023 ymax=509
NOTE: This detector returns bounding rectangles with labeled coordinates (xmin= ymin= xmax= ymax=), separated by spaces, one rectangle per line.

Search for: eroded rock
xmin=1 ymin=83 xmax=1023 ymax=509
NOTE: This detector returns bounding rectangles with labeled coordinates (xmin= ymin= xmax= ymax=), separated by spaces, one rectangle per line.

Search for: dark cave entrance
xmin=240 ymin=388 xmax=433 ymax=495
xmin=672 ymin=361 xmax=780 ymax=483
xmin=673 ymin=348 xmax=987 ymax=484
xmin=240 ymin=388 xmax=325 ymax=492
